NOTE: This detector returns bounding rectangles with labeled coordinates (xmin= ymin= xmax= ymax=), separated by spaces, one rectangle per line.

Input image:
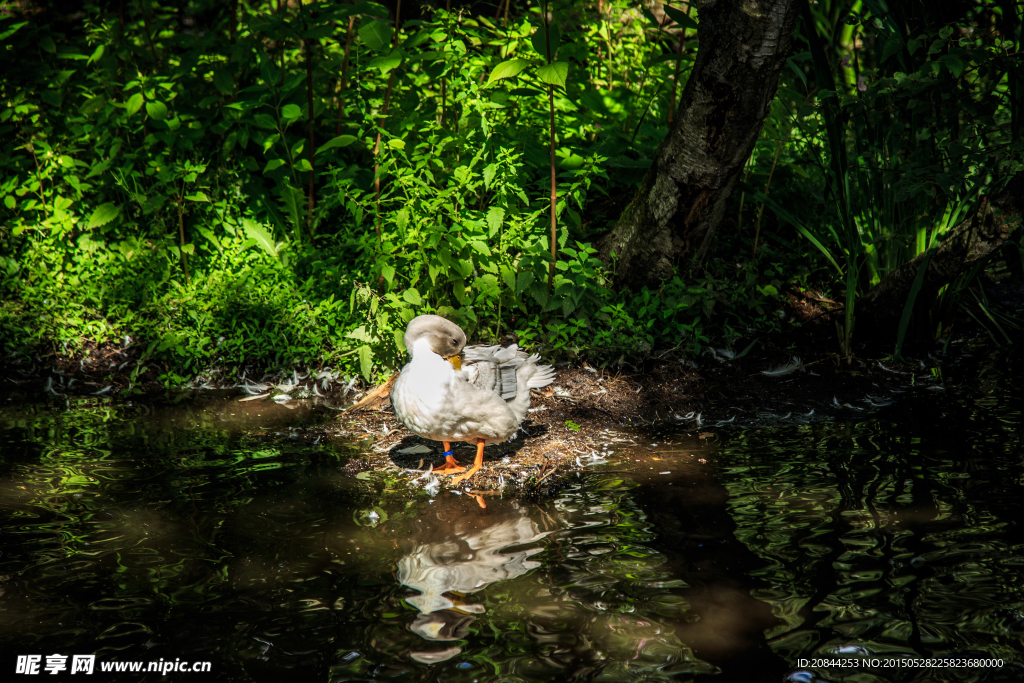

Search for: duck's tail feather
xmin=524 ymin=354 xmax=556 ymax=388
xmin=506 ymin=355 xmax=555 ymax=425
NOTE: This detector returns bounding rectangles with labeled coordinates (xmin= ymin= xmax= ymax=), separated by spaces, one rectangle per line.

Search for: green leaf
xmin=86 ymin=158 xmax=111 ymax=179
xmin=86 ymin=203 xmax=119 ymax=229
xmin=241 ymin=218 xmax=279 ymax=260
xmin=530 ymin=23 xmax=560 ymax=59
xmin=537 ymin=62 xmax=568 ymax=88
xmin=939 ymin=54 xmax=966 ymax=78
xmin=185 ymin=191 xmax=209 ymax=202
xmin=316 ymin=135 xmax=357 ymax=155
xmin=359 ymin=19 xmax=392 ymax=51
xmin=80 ymin=95 xmax=106 ymax=115
xmin=368 ymin=50 xmax=403 ymax=73
xmin=403 ymin=288 xmax=422 ymax=305
xmin=358 ymin=345 xmax=373 ymax=381
xmin=212 ymin=67 xmax=233 ymax=96
xmin=381 ymin=263 xmax=395 ymax=284
xmin=145 ymin=100 xmax=168 ymax=120
xmin=259 ymin=56 xmax=280 ymax=85
xmin=87 ymin=44 xmax=105 ymax=65
xmin=40 ymin=90 xmax=62 ymax=107
xmin=40 ymin=36 xmax=56 ymax=53
xmin=516 ymin=270 xmax=534 ymax=293
xmin=487 ymin=59 xmax=531 ymax=84
xmin=486 ymin=206 xmax=505 ymax=237
xmin=387 ymin=139 xmax=406 ymax=150
xmin=263 ymin=158 xmax=286 ymax=173
xmin=126 ymin=92 xmax=144 ymax=115
xmin=278 ymin=183 xmax=303 ymax=237
xmin=254 ymin=113 xmax=277 ymax=130
xmin=294 ymin=158 xmax=313 ymax=172
xmin=346 ymin=325 xmax=372 ymax=342
xmin=662 ymin=5 xmax=697 ymax=30
xmin=881 ymin=34 xmax=903 ymax=63
xmin=281 ymin=103 xmax=302 ymax=121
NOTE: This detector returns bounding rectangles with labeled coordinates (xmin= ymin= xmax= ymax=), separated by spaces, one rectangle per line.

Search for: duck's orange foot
xmin=451 ymin=467 xmax=481 ymax=486
xmin=434 ymin=454 xmax=466 ymax=475
xmin=451 ymin=439 xmax=486 ymax=486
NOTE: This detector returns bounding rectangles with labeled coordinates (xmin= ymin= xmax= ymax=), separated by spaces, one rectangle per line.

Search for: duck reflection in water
xmin=397 ymin=495 xmax=554 ymax=664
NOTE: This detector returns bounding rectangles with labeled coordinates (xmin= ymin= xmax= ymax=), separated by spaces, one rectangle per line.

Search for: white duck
xmin=391 ymin=315 xmax=555 ymax=485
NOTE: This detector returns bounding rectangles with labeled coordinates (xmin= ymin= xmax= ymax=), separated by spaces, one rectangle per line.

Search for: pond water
xmin=1 ymin=345 xmax=1022 ymax=682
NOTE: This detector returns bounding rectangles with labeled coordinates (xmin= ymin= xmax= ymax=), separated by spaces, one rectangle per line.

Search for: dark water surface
xmin=1 ymin=347 xmax=1022 ymax=682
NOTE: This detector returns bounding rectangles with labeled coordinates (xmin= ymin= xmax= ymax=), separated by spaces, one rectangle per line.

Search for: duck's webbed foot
xmin=434 ymin=442 xmax=466 ymax=474
xmin=451 ymin=440 xmax=485 ymax=486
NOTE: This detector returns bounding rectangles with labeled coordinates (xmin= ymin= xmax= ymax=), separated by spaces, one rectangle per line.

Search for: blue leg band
xmin=443 ymin=450 xmax=453 ymax=457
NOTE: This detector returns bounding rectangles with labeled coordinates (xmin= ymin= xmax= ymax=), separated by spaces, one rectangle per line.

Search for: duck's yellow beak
xmin=447 ymin=354 xmax=461 ymax=371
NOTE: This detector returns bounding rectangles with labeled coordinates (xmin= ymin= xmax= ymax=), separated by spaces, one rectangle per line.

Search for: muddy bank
xmin=308 ymin=344 xmax=956 ymax=498
xmin=0 ymin=321 xmax=996 ymax=499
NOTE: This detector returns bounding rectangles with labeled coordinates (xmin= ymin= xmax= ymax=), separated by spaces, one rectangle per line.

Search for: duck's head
xmin=405 ymin=315 xmax=467 ymax=368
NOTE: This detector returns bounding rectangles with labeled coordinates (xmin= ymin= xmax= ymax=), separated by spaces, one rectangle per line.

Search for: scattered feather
xmin=239 ymin=393 xmax=269 ymax=402
xmin=424 ymin=476 xmax=440 ymax=496
xmin=44 ymin=376 xmax=63 ymax=397
xmin=877 ymin=362 xmax=906 ymax=374
xmin=397 ymin=444 xmax=433 ymax=455
xmin=528 ymin=406 xmax=548 ymax=413
xmin=761 ymin=357 xmax=802 ymax=377
xmin=92 ymin=385 xmax=113 ymax=396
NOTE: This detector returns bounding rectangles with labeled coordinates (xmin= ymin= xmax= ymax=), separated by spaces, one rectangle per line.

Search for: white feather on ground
xmin=761 ymin=357 xmax=802 ymax=377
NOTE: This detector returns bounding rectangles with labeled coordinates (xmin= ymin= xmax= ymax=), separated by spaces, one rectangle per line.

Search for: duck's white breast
xmin=392 ymin=354 xmax=456 ymax=440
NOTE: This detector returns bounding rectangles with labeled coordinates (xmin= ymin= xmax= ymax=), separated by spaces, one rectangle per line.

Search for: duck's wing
xmin=463 ymin=344 xmax=527 ymax=400
xmin=463 ymin=344 xmax=527 ymax=365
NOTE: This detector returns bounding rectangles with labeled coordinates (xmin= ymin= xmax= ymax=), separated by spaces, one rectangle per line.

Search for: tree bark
xmin=599 ymin=0 xmax=801 ymax=289
xmin=855 ymin=197 xmax=1011 ymax=343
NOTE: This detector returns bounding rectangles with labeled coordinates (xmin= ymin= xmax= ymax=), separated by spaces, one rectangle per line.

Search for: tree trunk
xmin=855 ymin=197 xmax=1012 ymax=344
xmin=599 ymin=0 xmax=801 ymax=289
